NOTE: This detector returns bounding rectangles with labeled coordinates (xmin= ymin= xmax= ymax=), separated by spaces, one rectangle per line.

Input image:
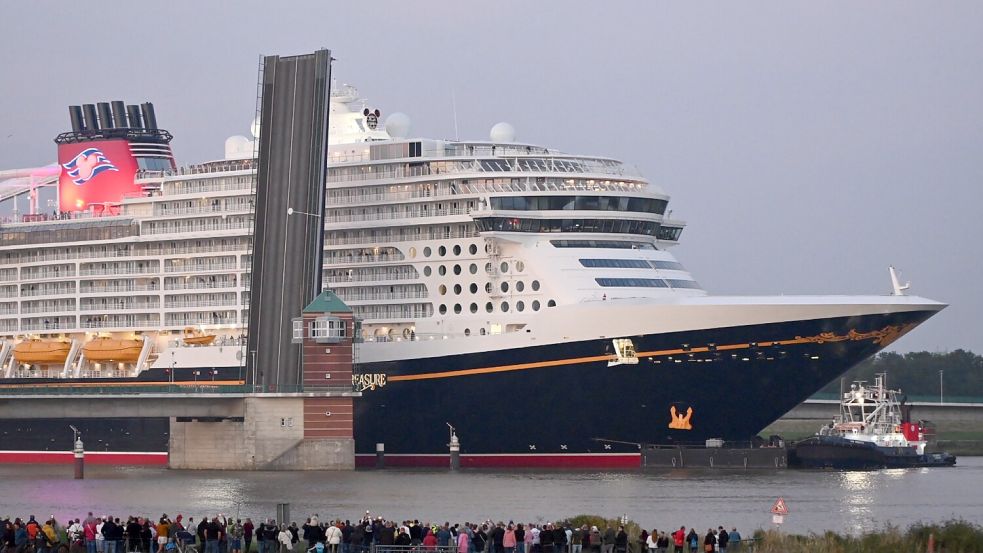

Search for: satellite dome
xmin=385 ymin=112 xmax=411 ymax=138
xmin=490 ymin=122 xmax=516 ymax=143
xmin=224 ymin=135 xmax=253 ymax=160
xmin=250 ymin=116 xmax=261 ymax=139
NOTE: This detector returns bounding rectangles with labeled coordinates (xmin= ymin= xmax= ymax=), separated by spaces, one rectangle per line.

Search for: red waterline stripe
xmin=0 ymin=451 xmax=168 ymax=466
xmin=355 ymin=453 xmax=640 ymax=469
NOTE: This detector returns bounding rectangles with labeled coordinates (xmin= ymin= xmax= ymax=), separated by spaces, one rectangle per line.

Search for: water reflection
xmin=0 ymin=459 xmax=979 ymax=536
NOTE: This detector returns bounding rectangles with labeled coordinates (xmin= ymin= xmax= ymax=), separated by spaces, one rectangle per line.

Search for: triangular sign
xmin=771 ymin=497 xmax=789 ymax=515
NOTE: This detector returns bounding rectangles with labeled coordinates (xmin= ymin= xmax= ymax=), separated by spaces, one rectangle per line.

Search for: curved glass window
xmin=665 ymin=279 xmax=702 ymax=290
xmin=595 ymin=278 xmax=668 ymax=288
xmin=476 ymin=217 xmax=659 ymax=236
xmin=551 ymin=240 xmax=656 ymax=249
xmin=580 ymin=259 xmax=651 ymax=269
xmin=490 ymin=195 xmax=667 ymax=215
xmin=651 ymin=260 xmax=686 ymax=271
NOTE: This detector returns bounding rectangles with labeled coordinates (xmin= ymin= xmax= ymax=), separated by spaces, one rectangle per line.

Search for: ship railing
xmin=20 ymin=287 xmax=76 ymax=298
xmin=79 ymin=318 xmax=161 ymax=329
xmin=20 ymin=305 xmax=77 ymax=314
xmin=80 ymin=303 xmax=161 ymax=312
xmin=164 ymin=282 xmax=239 ymax=291
xmin=324 ymin=231 xmax=478 ymax=246
xmin=324 ymin=254 xmax=405 ymax=265
xmin=153 ymin=205 xmax=253 ymax=217
xmin=164 ymin=263 xmax=238 ymax=273
xmin=325 ymin=274 xmax=418 ymax=284
xmin=164 ymin=300 xmax=239 ymax=309
xmin=80 ymin=285 xmax=161 ymax=294
xmin=337 ymin=290 xmax=429 ymax=301
xmin=327 ymin=207 xmax=469 ymax=224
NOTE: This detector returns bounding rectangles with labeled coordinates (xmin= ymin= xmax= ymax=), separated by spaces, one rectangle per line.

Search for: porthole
xmin=424 ymin=247 xmax=432 ymax=257
xmin=515 ymin=260 xmax=525 ymax=272
xmin=465 ymin=328 xmax=471 ymax=336
xmin=470 ymin=303 xmax=478 ymax=313
xmin=469 ymin=244 xmax=478 ymax=255
xmin=470 ymin=283 xmax=478 ymax=294
xmin=516 ymin=301 xmax=525 ymax=312
xmin=516 ymin=281 xmax=525 ymax=292
xmin=501 ymin=301 xmax=510 ymax=312
xmin=469 ymin=263 xmax=478 ymax=275
xmin=454 ymin=304 xmax=462 ymax=314
xmin=485 ymin=262 xmax=493 ymax=275
xmin=408 ymin=247 xmax=417 ymax=259
xmin=454 ymin=284 xmax=462 ymax=295
xmin=438 ymin=285 xmax=447 ymax=295
xmin=501 ymin=282 xmax=509 ymax=293
xmin=532 ymin=280 xmax=541 ymax=291
xmin=532 ymin=300 xmax=541 ymax=311
xmin=485 ymin=283 xmax=493 ymax=293
xmin=439 ymin=246 xmax=447 ymax=256
xmin=439 ymin=304 xmax=447 ymax=315
xmin=453 ymin=264 xmax=462 ymax=275
xmin=480 ymin=328 xmax=487 ymax=335
xmin=423 ymin=266 xmax=432 ymax=277
xmin=500 ymin=261 xmax=509 ymax=274
xmin=547 ymin=299 xmax=556 ymax=307
xmin=453 ymin=245 xmax=462 ymax=256
xmin=438 ymin=265 xmax=447 ymax=276
xmin=485 ymin=302 xmax=493 ymax=313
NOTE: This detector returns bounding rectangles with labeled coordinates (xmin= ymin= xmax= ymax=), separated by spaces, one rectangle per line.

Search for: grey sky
xmin=1 ymin=1 xmax=981 ymax=353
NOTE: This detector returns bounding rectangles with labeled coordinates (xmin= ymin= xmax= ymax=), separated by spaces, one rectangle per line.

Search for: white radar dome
xmin=490 ymin=122 xmax=516 ymax=143
xmin=250 ymin=116 xmax=261 ymax=139
xmin=385 ymin=112 xmax=411 ymax=138
xmin=224 ymin=135 xmax=253 ymax=160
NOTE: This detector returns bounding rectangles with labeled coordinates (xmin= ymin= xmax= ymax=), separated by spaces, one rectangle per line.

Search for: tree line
xmin=818 ymin=349 xmax=983 ymax=400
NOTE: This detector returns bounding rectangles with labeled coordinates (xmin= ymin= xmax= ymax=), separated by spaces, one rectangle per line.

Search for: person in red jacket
xmin=671 ymin=528 xmax=685 ymax=552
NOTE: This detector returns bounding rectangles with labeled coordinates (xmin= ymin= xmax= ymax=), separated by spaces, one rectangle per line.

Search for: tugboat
xmin=792 ymin=374 xmax=957 ymax=469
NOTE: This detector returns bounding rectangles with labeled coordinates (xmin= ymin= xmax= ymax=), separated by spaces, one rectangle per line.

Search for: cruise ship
xmin=0 ymin=85 xmax=944 ymax=467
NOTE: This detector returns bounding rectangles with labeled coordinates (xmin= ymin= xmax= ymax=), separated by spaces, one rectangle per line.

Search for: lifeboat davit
xmin=12 ymin=339 xmax=72 ymax=364
xmin=83 ymin=337 xmax=143 ymax=362
xmin=182 ymin=327 xmax=216 ymax=346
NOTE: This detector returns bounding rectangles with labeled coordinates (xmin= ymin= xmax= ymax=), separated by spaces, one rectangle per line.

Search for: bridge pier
xmin=168 ymin=394 xmax=356 ymax=470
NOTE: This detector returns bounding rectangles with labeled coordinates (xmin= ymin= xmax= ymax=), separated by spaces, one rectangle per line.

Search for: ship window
xmin=547 ymin=299 xmax=556 ymax=307
xmin=665 ymin=279 xmax=702 ymax=290
xmin=464 ymin=328 xmax=471 ymax=336
xmin=651 ymin=260 xmax=686 ymax=271
xmin=454 ymin=284 xmax=462 ymax=295
xmin=551 ymin=240 xmax=657 ymax=250
xmin=438 ymin=265 xmax=447 ymax=276
xmin=408 ymin=247 xmax=417 ymax=259
xmin=480 ymin=328 xmax=487 ymax=335
xmin=439 ymin=246 xmax=447 ymax=256
xmin=516 ymin=281 xmax=525 ymax=292
xmin=476 ymin=217 xmax=659 ymax=236
xmin=438 ymin=285 xmax=447 ymax=295
xmin=485 ymin=302 xmax=493 ymax=313
xmin=469 ymin=263 xmax=478 ymax=274
xmin=454 ymin=304 xmax=462 ymax=314
xmin=580 ymin=259 xmax=651 ymax=269
xmin=532 ymin=300 xmax=541 ymax=311
xmin=453 ymin=245 xmax=462 ymax=256
xmin=490 ymin=195 xmax=667 ymax=215
xmin=439 ymin=304 xmax=447 ymax=315
xmin=501 ymin=262 xmax=509 ymax=273
xmin=424 ymin=247 xmax=432 ymax=257
xmin=501 ymin=302 xmax=510 ymax=312
xmin=453 ymin=264 xmax=462 ymax=275
xmin=470 ymin=283 xmax=478 ymax=294
xmin=532 ymin=280 xmax=541 ymax=291
xmin=595 ymin=278 xmax=668 ymax=288
xmin=516 ymin=301 xmax=525 ymax=312
xmin=424 ymin=266 xmax=432 ymax=277
xmin=485 ymin=262 xmax=493 ymax=274
xmin=485 ymin=283 xmax=493 ymax=293
xmin=515 ymin=260 xmax=525 ymax=272
xmin=657 ymin=226 xmax=683 ymax=241
xmin=469 ymin=244 xmax=478 ymax=255
xmin=501 ymin=282 xmax=509 ymax=293
xmin=470 ymin=303 xmax=478 ymax=313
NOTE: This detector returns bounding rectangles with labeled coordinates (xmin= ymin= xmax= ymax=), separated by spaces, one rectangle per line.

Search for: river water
xmin=2 ymin=459 xmax=981 ymax=536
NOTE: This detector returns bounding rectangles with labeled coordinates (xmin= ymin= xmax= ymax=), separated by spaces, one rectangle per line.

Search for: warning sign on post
xmin=771 ymin=497 xmax=789 ymax=515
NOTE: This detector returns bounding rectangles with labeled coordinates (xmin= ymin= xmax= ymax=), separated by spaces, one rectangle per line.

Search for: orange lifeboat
xmin=83 ymin=337 xmax=144 ymax=362
xmin=12 ymin=339 xmax=72 ymax=364
xmin=182 ymin=327 xmax=216 ymax=346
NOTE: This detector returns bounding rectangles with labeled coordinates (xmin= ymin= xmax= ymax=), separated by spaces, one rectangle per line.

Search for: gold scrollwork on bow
xmin=795 ymin=323 xmax=915 ymax=347
xmin=668 ymin=405 xmax=693 ymax=430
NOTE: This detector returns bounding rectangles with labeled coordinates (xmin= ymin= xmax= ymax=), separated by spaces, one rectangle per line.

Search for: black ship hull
xmin=0 ymin=309 xmax=935 ymax=468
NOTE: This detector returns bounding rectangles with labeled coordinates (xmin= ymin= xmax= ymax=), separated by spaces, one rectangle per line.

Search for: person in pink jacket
xmin=457 ymin=529 xmax=470 ymax=553
xmin=504 ymin=524 xmax=517 ymax=553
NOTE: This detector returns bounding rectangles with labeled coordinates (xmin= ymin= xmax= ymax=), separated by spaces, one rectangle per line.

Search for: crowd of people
xmin=1 ymin=513 xmax=747 ymax=553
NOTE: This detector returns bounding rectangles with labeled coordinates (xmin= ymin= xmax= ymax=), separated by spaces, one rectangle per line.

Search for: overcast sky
xmin=2 ymin=1 xmax=981 ymax=353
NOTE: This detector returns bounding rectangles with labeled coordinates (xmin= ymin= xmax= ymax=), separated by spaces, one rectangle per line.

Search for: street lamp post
xmin=939 ymin=369 xmax=944 ymax=405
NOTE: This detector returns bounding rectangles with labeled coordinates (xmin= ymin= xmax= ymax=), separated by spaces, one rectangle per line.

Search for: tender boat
xmin=12 ymin=338 xmax=72 ymax=364
xmin=82 ymin=337 xmax=144 ymax=362
xmin=182 ymin=327 xmax=216 ymax=346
